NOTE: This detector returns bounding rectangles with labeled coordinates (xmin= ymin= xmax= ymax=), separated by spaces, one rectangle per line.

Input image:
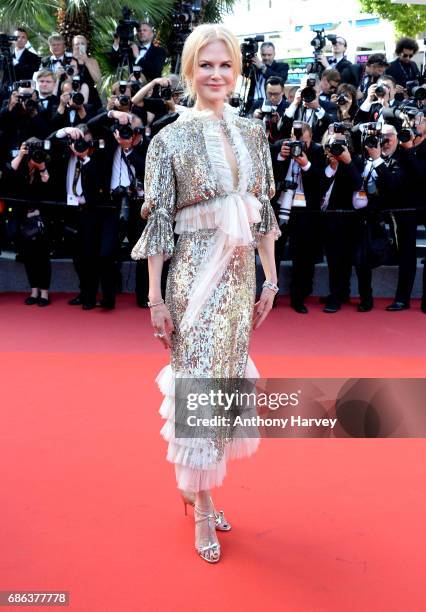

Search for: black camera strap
xmin=120 ymin=149 xmax=136 ymax=187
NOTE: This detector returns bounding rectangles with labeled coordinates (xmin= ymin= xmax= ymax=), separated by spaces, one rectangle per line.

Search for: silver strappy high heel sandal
xmin=194 ymin=504 xmax=221 ymax=563
xmin=180 ymin=490 xmax=232 ymax=531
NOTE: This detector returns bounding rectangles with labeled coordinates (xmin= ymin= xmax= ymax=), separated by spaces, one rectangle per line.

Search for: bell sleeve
xmin=131 ymin=134 xmax=176 ymax=260
xmin=256 ymin=125 xmax=281 ymax=239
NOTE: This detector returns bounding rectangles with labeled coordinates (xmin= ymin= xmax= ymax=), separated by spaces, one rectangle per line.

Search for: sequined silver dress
xmin=132 ymin=105 xmax=280 ymax=492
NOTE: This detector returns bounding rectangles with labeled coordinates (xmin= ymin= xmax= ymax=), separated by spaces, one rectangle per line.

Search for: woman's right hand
xmin=150 ymin=303 xmax=175 ymax=349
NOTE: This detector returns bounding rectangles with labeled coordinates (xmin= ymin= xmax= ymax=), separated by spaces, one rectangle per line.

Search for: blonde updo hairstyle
xmin=181 ymin=24 xmax=242 ymax=99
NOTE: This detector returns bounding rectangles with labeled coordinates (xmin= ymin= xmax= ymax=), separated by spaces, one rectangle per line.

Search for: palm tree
xmin=1 ymin=0 xmax=238 ymax=79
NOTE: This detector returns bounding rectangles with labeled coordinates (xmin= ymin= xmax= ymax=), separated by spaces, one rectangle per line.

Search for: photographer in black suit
xmin=318 ymin=36 xmax=359 ymax=86
xmin=52 ymin=125 xmax=116 ymax=310
xmin=386 ymin=38 xmax=422 ymax=89
xmin=247 ymin=42 xmax=289 ymax=108
xmin=251 ymin=77 xmax=289 ymax=143
xmin=12 ymin=28 xmax=40 ymax=81
xmin=272 ymin=121 xmax=328 ymax=313
xmin=87 ymin=109 xmax=149 ymax=307
xmin=111 ymin=22 xmax=166 ymax=82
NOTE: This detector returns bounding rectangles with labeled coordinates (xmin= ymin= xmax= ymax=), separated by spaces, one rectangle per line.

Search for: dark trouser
xmin=393 ymin=211 xmax=417 ymax=304
xmin=288 ymin=211 xmax=322 ymax=303
xmin=74 ymin=206 xmax=120 ymax=306
xmin=417 ymin=210 xmax=426 ymax=305
xmin=22 ymin=236 xmax=51 ymax=290
xmin=323 ymin=212 xmax=372 ymax=303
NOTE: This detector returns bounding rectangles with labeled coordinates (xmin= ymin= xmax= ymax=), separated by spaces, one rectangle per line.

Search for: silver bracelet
xmin=147 ymin=299 xmax=164 ymax=308
xmin=262 ymin=281 xmax=279 ymax=294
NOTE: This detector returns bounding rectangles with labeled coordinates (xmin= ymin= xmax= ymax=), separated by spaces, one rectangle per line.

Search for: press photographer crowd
xmin=0 ymin=16 xmax=425 ymax=314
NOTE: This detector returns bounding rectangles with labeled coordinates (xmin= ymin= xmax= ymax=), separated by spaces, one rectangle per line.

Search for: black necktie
xmin=72 ymin=159 xmax=82 ymax=196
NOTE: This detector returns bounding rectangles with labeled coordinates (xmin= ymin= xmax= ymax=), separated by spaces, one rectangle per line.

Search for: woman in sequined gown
xmin=131 ymin=24 xmax=280 ymax=563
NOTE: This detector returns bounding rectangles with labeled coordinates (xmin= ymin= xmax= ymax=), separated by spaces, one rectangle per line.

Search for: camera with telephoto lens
xmin=329 ymin=122 xmax=347 ymax=135
xmin=240 ymin=34 xmax=265 ymax=77
xmin=284 ymin=139 xmax=304 ymax=158
xmin=15 ymin=80 xmax=33 ymax=90
xmin=406 ymin=80 xmax=426 ymax=102
xmin=26 ymin=139 xmax=51 ymax=163
xmin=115 ymin=6 xmax=139 ymax=48
xmin=118 ymin=80 xmax=130 ymax=106
xmin=70 ymin=76 xmax=84 ymax=106
xmin=300 ymin=77 xmax=317 ymax=103
xmin=361 ymin=122 xmax=382 ymax=148
xmin=72 ymin=138 xmax=105 ymax=153
xmin=325 ymin=138 xmax=348 ymax=156
xmin=293 ymin=121 xmax=303 ymax=140
xmin=17 ymin=92 xmax=39 ymax=112
xmin=381 ymin=106 xmax=419 ymax=142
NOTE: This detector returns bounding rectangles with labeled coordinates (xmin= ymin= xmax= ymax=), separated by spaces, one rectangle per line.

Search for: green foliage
xmin=359 ymin=0 xmax=426 ymax=36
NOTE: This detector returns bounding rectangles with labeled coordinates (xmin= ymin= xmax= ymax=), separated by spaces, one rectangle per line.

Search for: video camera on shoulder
xmin=114 ymin=6 xmax=139 ymax=48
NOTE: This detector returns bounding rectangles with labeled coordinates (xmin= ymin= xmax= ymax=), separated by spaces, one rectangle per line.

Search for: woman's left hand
xmin=252 ymin=288 xmax=275 ymax=330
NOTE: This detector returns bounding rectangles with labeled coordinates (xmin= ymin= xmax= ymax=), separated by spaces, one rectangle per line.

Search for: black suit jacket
xmin=331 ymin=58 xmax=360 ymax=87
xmin=386 ymin=59 xmax=421 ymax=88
xmin=13 ymin=48 xmax=41 ymax=81
xmin=271 ymin=141 xmax=328 ymax=211
xmin=110 ymin=44 xmax=166 ymax=81
xmin=278 ymin=101 xmax=332 ymax=144
xmin=325 ymin=156 xmax=363 ymax=210
xmin=247 ymin=61 xmax=289 ymax=101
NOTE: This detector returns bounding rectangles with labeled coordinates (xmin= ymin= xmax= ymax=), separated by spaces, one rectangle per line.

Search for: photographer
xmin=386 ymin=38 xmax=422 ymax=89
xmin=318 ymin=36 xmax=358 ymax=86
xmin=131 ymin=74 xmax=181 ymax=125
xmin=248 ymin=42 xmax=289 ymax=105
xmin=355 ymin=75 xmax=400 ymax=125
xmin=318 ymin=68 xmax=341 ymax=104
xmin=12 ymin=28 xmax=40 ymax=81
xmin=52 ymin=125 xmax=116 ymax=310
xmin=111 ymin=21 xmax=166 ymax=82
xmin=251 ymin=77 xmax=288 ymax=142
xmin=278 ymin=75 xmax=331 ymax=143
xmin=0 ymin=83 xmax=52 ymax=155
xmin=71 ymin=35 xmax=103 ymax=110
xmin=356 ymin=124 xmax=406 ymax=311
xmin=330 ymin=83 xmax=358 ymax=128
xmin=87 ymin=110 xmax=149 ymax=307
xmin=272 ymin=122 xmax=328 ymax=313
xmin=7 ymin=138 xmax=52 ymax=306
xmin=385 ymin=116 xmax=426 ymax=311
xmin=321 ymin=133 xmax=364 ymax=312
xmin=51 ymin=78 xmax=94 ymax=130
xmin=356 ymin=53 xmax=389 ymax=102
xmin=34 ymin=70 xmax=59 ymax=119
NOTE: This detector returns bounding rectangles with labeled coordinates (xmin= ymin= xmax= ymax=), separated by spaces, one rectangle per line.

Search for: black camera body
xmin=325 ymin=138 xmax=348 ymax=156
xmin=72 ymin=138 xmax=105 ymax=153
xmin=240 ymin=34 xmax=265 ymax=77
xmin=115 ymin=6 xmax=139 ymax=47
xmin=114 ymin=121 xmax=143 ymax=140
xmin=284 ymin=140 xmax=304 ymax=157
xmin=26 ymin=139 xmax=51 ymax=163
xmin=362 ymin=123 xmax=382 ymax=148
xmin=336 ymin=94 xmax=349 ymax=106
xmin=70 ymin=77 xmax=84 ymax=105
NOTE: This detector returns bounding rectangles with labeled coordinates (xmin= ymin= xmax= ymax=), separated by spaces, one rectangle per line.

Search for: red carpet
xmin=1 ymin=293 xmax=425 ymax=612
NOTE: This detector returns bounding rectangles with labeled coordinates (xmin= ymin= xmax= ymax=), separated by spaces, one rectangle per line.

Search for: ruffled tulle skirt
xmin=161 ymin=222 xmax=261 ymax=492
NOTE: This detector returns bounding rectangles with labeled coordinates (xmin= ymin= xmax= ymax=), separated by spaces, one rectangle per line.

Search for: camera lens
xmin=73 ymin=139 xmax=90 ymax=153
xmin=30 ymin=149 xmax=47 ymax=164
xmin=118 ymin=124 xmax=133 ymax=139
xmin=375 ymin=86 xmax=386 ymax=97
xmin=119 ymin=95 xmax=130 ymax=106
xmin=71 ymin=92 xmax=84 ymax=106
xmin=301 ymin=87 xmax=316 ymax=103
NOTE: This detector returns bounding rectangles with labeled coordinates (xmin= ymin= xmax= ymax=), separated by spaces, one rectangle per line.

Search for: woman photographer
xmin=10 ymin=138 xmax=52 ymax=306
xmin=332 ymin=83 xmax=358 ymax=125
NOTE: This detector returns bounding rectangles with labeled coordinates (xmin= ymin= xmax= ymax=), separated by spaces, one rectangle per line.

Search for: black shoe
xmin=37 ymin=297 xmax=50 ymax=307
xmin=68 ymin=295 xmax=82 ymax=306
xmin=98 ymin=300 xmax=115 ymax=310
xmin=323 ymin=301 xmax=341 ymax=314
xmin=421 ymin=301 xmax=426 ymax=314
xmin=291 ymin=301 xmax=308 ymax=314
xmin=357 ymin=298 xmax=374 ymax=312
xmin=82 ymin=303 xmax=96 ymax=310
xmin=385 ymin=301 xmax=409 ymax=312
xmin=24 ymin=296 xmax=38 ymax=305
